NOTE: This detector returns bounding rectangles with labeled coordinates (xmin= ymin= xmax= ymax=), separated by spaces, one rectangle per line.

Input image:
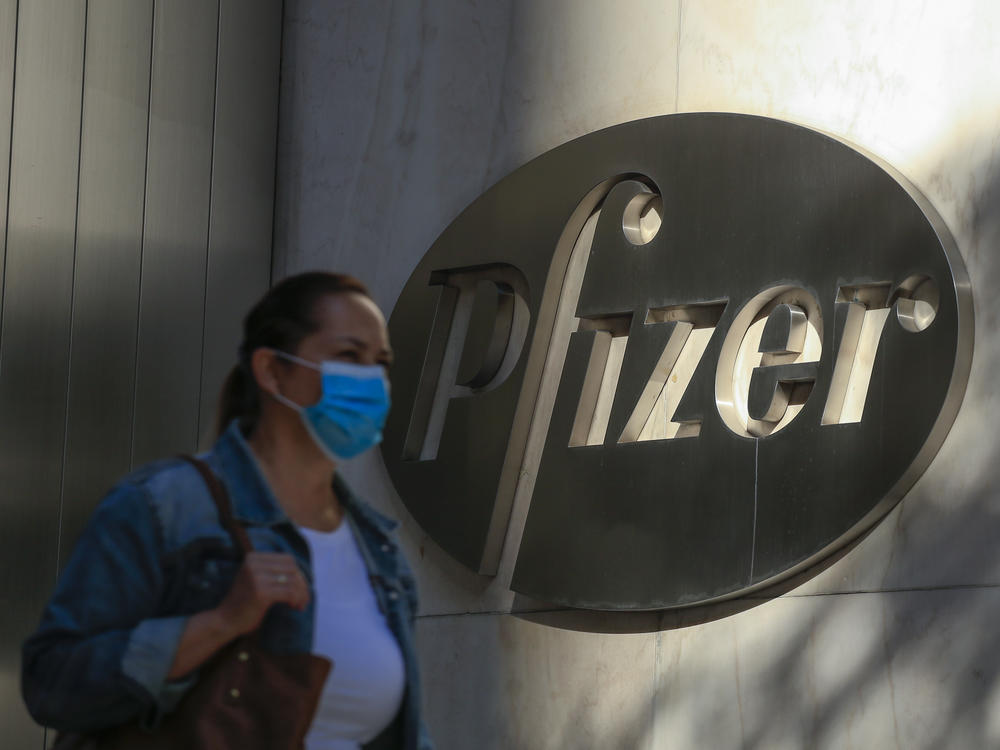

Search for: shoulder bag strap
xmin=179 ymin=454 xmax=254 ymax=556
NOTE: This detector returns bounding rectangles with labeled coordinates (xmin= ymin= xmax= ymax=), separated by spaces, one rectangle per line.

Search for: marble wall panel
xmin=653 ymin=588 xmax=1000 ymax=749
xmin=478 ymin=0 xmax=682 ymax=185
xmin=276 ymin=0 xmax=514 ymax=304
xmin=278 ymin=0 xmax=527 ymax=616
xmin=418 ymin=613 xmax=659 ymax=750
xmin=417 ymin=589 xmax=1000 ymax=749
xmin=676 ymin=0 xmax=1000 ymax=595
xmin=278 ymin=0 xmax=683 ymax=618
xmin=277 ymin=2 xmax=1000 ymax=748
xmin=276 ymin=0 xmax=682 ymax=309
xmin=278 ymin=0 xmax=1000 ymax=611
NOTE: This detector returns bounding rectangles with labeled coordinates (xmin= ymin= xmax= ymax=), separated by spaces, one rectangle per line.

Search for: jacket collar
xmin=213 ymin=420 xmax=398 ymax=538
xmin=335 ymin=473 xmax=399 ymax=537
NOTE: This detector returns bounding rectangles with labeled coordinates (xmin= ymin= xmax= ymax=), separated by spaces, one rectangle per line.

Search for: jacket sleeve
xmin=21 ymin=482 xmax=196 ymax=733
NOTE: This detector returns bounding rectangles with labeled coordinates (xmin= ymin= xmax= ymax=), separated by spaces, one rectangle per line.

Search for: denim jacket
xmin=21 ymin=421 xmax=433 ymax=750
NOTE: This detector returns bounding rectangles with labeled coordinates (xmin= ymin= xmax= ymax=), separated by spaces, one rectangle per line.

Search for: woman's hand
xmin=216 ymin=552 xmax=310 ymax=636
xmin=166 ymin=553 xmax=309 ymax=679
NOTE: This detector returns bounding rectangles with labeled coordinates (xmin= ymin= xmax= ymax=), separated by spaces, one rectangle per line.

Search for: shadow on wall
xmin=505 ymin=427 xmax=1000 ymax=748
xmin=275 ymin=1 xmax=1000 ymax=740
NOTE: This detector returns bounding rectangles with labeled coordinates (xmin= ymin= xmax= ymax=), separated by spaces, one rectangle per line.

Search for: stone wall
xmin=275 ymin=2 xmax=1000 ymax=747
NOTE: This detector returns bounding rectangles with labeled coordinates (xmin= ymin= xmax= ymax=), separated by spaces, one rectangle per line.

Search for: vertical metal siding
xmin=60 ymin=0 xmax=154 ymax=563
xmin=0 ymin=0 xmax=16 ymax=299
xmin=131 ymin=0 xmax=220 ymax=465
xmin=199 ymin=0 xmax=282 ymax=444
xmin=0 ymin=0 xmax=19 ymax=737
xmin=0 ymin=3 xmax=86 ymax=746
xmin=0 ymin=0 xmax=283 ymax=741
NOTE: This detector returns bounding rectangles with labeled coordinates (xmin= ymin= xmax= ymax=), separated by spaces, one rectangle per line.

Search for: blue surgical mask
xmin=269 ymin=350 xmax=391 ymax=460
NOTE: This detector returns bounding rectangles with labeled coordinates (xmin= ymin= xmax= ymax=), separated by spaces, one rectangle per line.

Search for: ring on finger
xmin=276 ymin=574 xmax=288 ymax=584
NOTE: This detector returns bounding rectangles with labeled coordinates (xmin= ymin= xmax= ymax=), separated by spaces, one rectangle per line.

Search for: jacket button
xmin=237 ymin=651 xmax=249 ymax=662
xmin=230 ymin=688 xmax=240 ymax=699
xmin=381 ymin=544 xmax=390 ymax=552
xmin=388 ymin=591 xmax=399 ymax=601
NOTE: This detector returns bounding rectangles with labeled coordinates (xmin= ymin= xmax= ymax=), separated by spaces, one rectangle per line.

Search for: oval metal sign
xmin=382 ymin=113 xmax=973 ymax=611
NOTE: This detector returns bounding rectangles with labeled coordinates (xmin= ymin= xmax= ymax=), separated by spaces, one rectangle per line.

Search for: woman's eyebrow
xmin=329 ymin=335 xmax=366 ymax=347
xmin=330 ymin=335 xmax=393 ymax=359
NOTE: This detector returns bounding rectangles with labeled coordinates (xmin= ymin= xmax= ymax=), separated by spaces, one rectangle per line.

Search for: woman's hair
xmin=216 ymin=271 xmax=370 ymax=436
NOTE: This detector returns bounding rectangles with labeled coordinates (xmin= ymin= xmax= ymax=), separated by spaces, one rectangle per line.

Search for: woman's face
xmin=277 ymin=291 xmax=393 ymax=408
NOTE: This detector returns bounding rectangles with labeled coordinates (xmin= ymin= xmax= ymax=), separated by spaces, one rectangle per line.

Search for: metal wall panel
xmin=0 ymin=2 xmax=86 ymax=746
xmin=60 ymin=0 xmax=154 ymax=562
xmin=131 ymin=0 xmax=220 ymax=465
xmin=0 ymin=1 xmax=280 ymax=740
xmin=0 ymin=0 xmax=16 ymax=291
xmin=198 ymin=0 xmax=282 ymax=444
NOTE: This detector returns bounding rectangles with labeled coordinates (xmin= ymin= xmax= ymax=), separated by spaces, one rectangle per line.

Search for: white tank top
xmin=298 ymin=523 xmax=406 ymax=750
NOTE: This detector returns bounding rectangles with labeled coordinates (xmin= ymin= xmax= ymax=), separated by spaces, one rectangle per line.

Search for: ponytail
xmin=215 ymin=362 xmax=259 ymax=438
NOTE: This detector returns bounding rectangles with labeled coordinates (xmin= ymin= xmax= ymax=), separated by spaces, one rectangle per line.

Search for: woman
xmin=22 ymin=272 xmax=433 ymax=750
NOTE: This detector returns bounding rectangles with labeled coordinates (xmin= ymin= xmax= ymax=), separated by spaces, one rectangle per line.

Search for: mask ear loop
xmin=270 ymin=388 xmax=305 ymax=414
xmin=270 ymin=348 xmax=323 ymax=372
xmin=262 ymin=349 xmax=341 ymax=461
xmin=265 ymin=348 xmax=321 ymax=413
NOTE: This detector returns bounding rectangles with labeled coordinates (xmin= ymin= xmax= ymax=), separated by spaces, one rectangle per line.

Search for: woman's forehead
xmin=309 ymin=293 xmax=389 ymax=346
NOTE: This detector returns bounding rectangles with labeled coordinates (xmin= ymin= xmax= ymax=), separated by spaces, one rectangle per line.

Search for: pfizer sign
xmin=382 ymin=113 xmax=973 ymax=611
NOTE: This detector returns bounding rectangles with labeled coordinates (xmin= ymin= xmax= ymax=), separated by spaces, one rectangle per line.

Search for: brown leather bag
xmin=54 ymin=455 xmax=331 ymax=750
